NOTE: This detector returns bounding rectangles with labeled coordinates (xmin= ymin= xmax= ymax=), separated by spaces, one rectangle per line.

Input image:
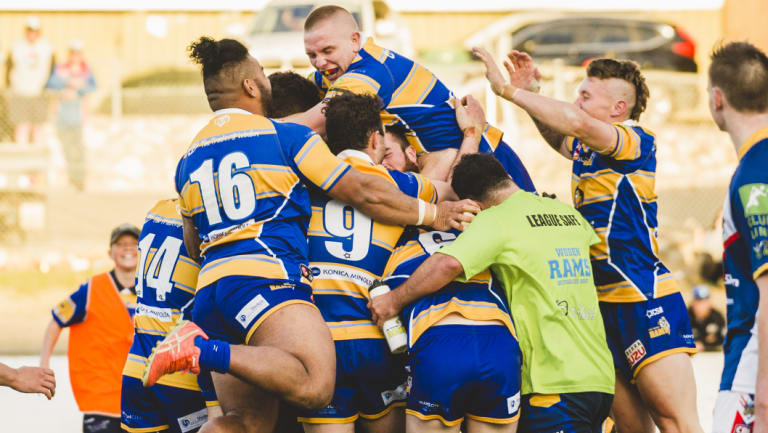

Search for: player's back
xmin=383 ymin=227 xmax=516 ymax=348
xmin=123 ymin=198 xmax=201 ymax=387
xmin=175 ymin=109 xmax=350 ymax=289
xmin=308 ymin=150 xmax=436 ymax=341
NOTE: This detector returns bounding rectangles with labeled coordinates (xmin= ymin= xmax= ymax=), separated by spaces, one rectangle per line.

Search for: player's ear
xmin=242 ymin=78 xmax=259 ymax=98
xmin=712 ymin=87 xmax=725 ymax=110
xmin=613 ymin=99 xmax=627 ymax=118
xmin=405 ymin=145 xmax=418 ymax=165
xmin=351 ymin=31 xmax=361 ymax=51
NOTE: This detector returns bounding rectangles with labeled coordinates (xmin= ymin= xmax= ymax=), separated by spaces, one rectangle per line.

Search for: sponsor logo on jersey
xmin=646 ymin=306 xmax=664 ymax=318
xmin=214 ymin=114 xmax=230 ymax=128
xmin=725 ymin=274 xmax=741 ymax=288
xmin=236 ymin=294 xmax=269 ymax=328
xmin=624 ymin=340 xmax=646 ymax=367
xmin=135 ymin=304 xmax=174 ymax=322
xmin=177 ymin=408 xmax=208 ymax=433
xmin=740 ymin=183 xmax=768 ymax=217
xmin=507 ymin=392 xmax=521 ymax=414
xmin=312 ymin=264 xmax=375 ymax=288
xmin=649 ymin=316 xmax=671 ymax=338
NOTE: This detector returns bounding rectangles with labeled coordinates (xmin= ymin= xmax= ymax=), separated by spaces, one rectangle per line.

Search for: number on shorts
xmin=136 ymin=233 xmax=182 ymax=301
xmin=189 ymin=152 xmax=257 ymax=225
xmin=323 ymin=200 xmax=373 ymax=261
xmin=417 ymin=231 xmax=456 ymax=255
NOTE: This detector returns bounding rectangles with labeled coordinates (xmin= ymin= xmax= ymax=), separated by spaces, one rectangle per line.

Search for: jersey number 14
xmin=136 ymin=233 xmax=182 ymax=301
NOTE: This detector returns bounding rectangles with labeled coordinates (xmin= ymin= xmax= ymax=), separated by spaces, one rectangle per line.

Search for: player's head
xmin=304 ymin=6 xmax=361 ymax=82
xmin=267 ymin=71 xmax=322 ymax=117
xmin=188 ymin=36 xmax=272 ymax=115
xmin=108 ymin=223 xmax=139 ymax=272
xmin=324 ymin=92 xmax=385 ymax=161
xmin=24 ymin=16 xmax=41 ymax=42
xmin=451 ymin=153 xmax=515 ymax=207
xmin=708 ymin=41 xmax=768 ymax=131
xmin=575 ymin=58 xmax=648 ymax=123
xmin=382 ymin=123 xmax=419 ymax=172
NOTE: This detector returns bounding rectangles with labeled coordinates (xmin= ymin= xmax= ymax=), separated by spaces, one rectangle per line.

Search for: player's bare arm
xmin=181 ymin=215 xmax=202 ymax=263
xmin=368 ymin=252 xmax=463 ymax=327
xmin=0 ymin=362 xmax=56 ymax=400
xmin=39 ymin=319 xmax=62 ymax=370
xmin=473 ymin=47 xmax=617 ymax=156
xmin=755 ymin=273 xmax=768 ymax=432
xmin=283 ymin=100 xmax=327 ymax=136
xmin=327 ymin=168 xmax=478 ymax=231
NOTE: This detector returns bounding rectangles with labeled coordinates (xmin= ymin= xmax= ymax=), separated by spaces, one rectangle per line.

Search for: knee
xmin=198 ymin=415 xmax=246 ymax=433
xmin=296 ymin=380 xmax=334 ymax=410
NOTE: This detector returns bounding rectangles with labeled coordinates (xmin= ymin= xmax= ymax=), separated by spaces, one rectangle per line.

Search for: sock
xmin=194 ymin=336 xmax=231 ymax=373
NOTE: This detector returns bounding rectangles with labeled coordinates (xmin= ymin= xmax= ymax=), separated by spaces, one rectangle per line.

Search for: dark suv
xmin=511 ymin=17 xmax=697 ymax=72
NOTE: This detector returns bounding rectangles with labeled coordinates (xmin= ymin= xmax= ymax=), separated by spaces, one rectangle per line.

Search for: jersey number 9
xmin=323 ymin=200 xmax=373 ymax=261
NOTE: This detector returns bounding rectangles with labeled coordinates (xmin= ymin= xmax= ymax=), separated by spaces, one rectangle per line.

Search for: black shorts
xmin=82 ymin=414 xmax=120 ymax=433
xmin=519 ymin=392 xmax=613 ymax=433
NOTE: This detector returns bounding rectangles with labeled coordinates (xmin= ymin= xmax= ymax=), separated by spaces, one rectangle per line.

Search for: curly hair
xmin=268 ymin=71 xmax=322 ymax=117
xmin=710 ymin=41 xmax=768 ymax=112
xmin=586 ymin=58 xmax=649 ymax=121
xmin=188 ymin=36 xmax=249 ymax=80
xmin=323 ymin=92 xmax=384 ymax=155
xmin=451 ymin=153 xmax=511 ymax=202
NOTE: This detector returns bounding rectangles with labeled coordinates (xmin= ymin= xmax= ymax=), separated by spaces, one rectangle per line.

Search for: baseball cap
xmin=110 ymin=223 xmax=140 ymax=246
xmin=25 ymin=16 xmax=41 ymax=31
xmin=692 ymin=285 xmax=710 ymax=300
xmin=69 ymin=39 xmax=84 ymax=52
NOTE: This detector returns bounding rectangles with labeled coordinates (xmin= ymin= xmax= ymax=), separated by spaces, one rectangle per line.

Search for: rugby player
xmin=707 ymin=41 xmax=768 ymax=432
xmin=121 ymin=198 xmax=221 ymax=433
xmin=40 ymin=224 xmax=140 ymax=433
xmin=473 ymin=47 xmax=702 ymax=432
xmin=288 ymin=5 xmax=535 ymax=191
xmin=370 ymin=153 xmax=615 ymax=432
xmin=267 ymin=71 xmax=322 ymax=118
xmin=142 ymin=37 xmax=478 ymax=432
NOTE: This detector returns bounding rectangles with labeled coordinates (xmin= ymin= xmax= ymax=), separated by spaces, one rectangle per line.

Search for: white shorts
xmin=712 ymin=391 xmax=755 ymax=433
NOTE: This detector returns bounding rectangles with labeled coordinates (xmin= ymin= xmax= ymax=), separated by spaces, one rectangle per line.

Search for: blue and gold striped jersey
xmin=566 ymin=121 xmax=677 ymax=302
xmin=174 ymin=108 xmax=351 ymax=290
xmin=311 ymin=39 xmax=536 ymax=194
xmin=382 ymin=228 xmax=516 ymax=348
xmin=122 ymin=198 xmax=205 ymax=392
xmin=308 ymin=149 xmax=437 ymax=341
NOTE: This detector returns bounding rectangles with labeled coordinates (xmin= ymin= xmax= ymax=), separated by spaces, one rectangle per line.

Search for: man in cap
xmin=40 ymin=223 xmax=140 ymax=433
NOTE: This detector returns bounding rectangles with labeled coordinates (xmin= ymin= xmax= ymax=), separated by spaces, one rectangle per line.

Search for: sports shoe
xmin=141 ymin=320 xmax=208 ymax=387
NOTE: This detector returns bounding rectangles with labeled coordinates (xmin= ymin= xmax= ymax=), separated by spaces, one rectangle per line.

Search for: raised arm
xmin=367 ymin=252 xmax=464 ymax=327
xmin=473 ymin=47 xmax=617 ymax=156
xmin=283 ymin=100 xmax=327 ymax=136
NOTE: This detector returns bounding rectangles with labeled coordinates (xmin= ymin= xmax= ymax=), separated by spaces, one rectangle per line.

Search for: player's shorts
xmin=406 ymin=324 xmax=521 ymax=427
xmin=519 ymin=392 xmax=613 ymax=433
xmin=712 ymin=391 xmax=755 ymax=433
xmin=298 ymin=338 xmax=407 ymax=424
xmin=599 ymin=292 xmax=696 ymax=380
xmin=83 ymin=414 xmax=121 ymax=433
xmin=192 ymin=275 xmax=315 ymax=344
xmin=121 ymin=376 xmax=210 ymax=433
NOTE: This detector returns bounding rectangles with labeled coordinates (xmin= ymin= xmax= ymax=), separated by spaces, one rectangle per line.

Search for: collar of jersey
xmin=212 ymin=108 xmax=253 ymax=116
xmin=351 ymin=37 xmax=375 ymax=65
xmin=337 ymin=149 xmax=374 ymax=165
xmin=738 ymin=125 xmax=768 ymax=161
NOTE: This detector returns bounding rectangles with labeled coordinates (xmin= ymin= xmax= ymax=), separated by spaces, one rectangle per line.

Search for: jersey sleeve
xmin=438 ymin=212 xmax=506 ymax=281
xmin=599 ymin=123 xmax=644 ymax=161
xmin=51 ymin=282 xmax=89 ymax=327
xmin=577 ymin=212 xmax=601 ymax=246
xmin=174 ymin=157 xmax=192 ymax=217
xmin=737 ymin=181 xmax=768 ymax=280
xmin=387 ymin=170 xmax=438 ymax=203
xmin=286 ymin=125 xmax=351 ymax=192
xmin=325 ymin=72 xmax=382 ymax=99
xmin=564 ymin=136 xmax=577 ymax=156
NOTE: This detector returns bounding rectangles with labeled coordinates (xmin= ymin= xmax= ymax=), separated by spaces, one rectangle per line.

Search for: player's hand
xmin=455 ymin=95 xmax=485 ymax=138
xmin=433 ymin=199 xmax=479 ymax=231
xmin=472 ymin=46 xmax=508 ymax=96
xmin=472 ymin=47 xmax=542 ymax=96
xmin=10 ymin=366 xmax=56 ymax=400
xmin=368 ymin=291 xmax=400 ymax=329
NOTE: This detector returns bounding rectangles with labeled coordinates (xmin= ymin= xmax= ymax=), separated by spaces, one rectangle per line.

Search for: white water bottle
xmin=369 ymin=280 xmax=408 ymax=354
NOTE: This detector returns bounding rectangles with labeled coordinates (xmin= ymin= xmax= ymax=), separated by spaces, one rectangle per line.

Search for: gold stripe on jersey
xmin=390 ymin=64 xmax=437 ymax=108
xmin=134 ymin=313 xmax=181 ymax=336
xmin=602 ymin=123 xmax=642 ymax=160
xmin=188 ymin=114 xmax=276 ymax=153
xmin=594 ymin=273 xmax=678 ymax=302
xmin=482 ymin=124 xmax=504 ymax=149
xmin=326 ymin=320 xmax=383 ymax=340
xmin=409 ymin=297 xmax=516 ymax=346
xmin=327 ymin=72 xmax=381 ymax=98
xmin=197 ymin=254 xmax=287 ymax=290
xmin=122 ymin=355 xmax=200 ymax=391
xmin=294 ymin=135 xmax=350 ymax=191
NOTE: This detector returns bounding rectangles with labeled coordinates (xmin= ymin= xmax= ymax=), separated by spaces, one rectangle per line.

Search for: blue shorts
xmin=519 ymin=392 xmax=613 ymax=433
xmin=121 ymin=376 xmax=209 ymax=433
xmin=599 ymin=292 xmax=696 ymax=380
xmin=406 ymin=325 xmax=521 ymax=427
xmin=298 ymin=338 xmax=407 ymax=423
xmin=192 ymin=275 xmax=315 ymax=344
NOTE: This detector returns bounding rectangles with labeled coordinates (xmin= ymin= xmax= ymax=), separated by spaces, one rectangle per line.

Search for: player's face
xmin=382 ymin=133 xmax=418 ymax=172
xmin=246 ymin=56 xmax=273 ymax=115
xmin=575 ymin=77 xmax=614 ymax=122
xmin=110 ymin=234 xmax=138 ymax=271
xmin=304 ymin=21 xmax=360 ymax=82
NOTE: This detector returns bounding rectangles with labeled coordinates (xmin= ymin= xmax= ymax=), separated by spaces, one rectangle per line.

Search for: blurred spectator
xmin=46 ymin=39 xmax=96 ymax=191
xmin=4 ymin=16 xmax=54 ymax=145
xmin=688 ymin=285 xmax=726 ymax=352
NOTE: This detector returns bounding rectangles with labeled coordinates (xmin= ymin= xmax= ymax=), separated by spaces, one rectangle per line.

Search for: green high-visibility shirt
xmin=440 ymin=190 xmax=615 ymax=395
